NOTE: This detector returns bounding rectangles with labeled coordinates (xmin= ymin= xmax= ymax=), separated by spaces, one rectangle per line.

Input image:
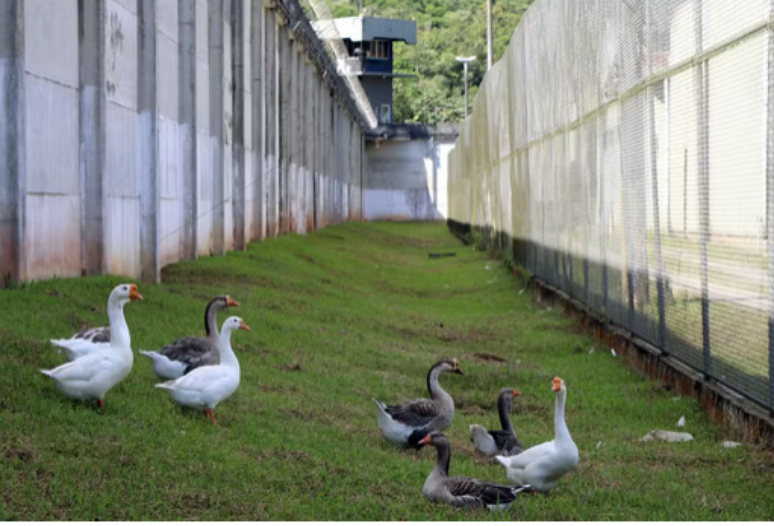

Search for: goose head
xmin=499 ymin=387 xmax=521 ymax=408
xmin=222 ymin=294 xmax=240 ymax=307
xmin=552 ymin=376 xmax=566 ymax=393
xmin=110 ymin=283 xmax=143 ymax=306
xmin=418 ymin=431 xmax=449 ymax=449
xmin=435 ymin=358 xmax=464 ymax=376
xmin=221 ymin=316 xmax=251 ymax=334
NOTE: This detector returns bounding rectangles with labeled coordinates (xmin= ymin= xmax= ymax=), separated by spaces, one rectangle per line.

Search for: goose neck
xmin=107 ymin=299 xmax=130 ymax=349
xmin=497 ymin=395 xmax=514 ymax=433
xmin=427 ymin=367 xmax=453 ymax=411
xmin=553 ymin=389 xmax=572 ymax=442
xmin=218 ymin=329 xmax=240 ymax=373
xmin=432 ymin=442 xmax=451 ymax=478
xmin=204 ymin=299 xmax=224 ymax=337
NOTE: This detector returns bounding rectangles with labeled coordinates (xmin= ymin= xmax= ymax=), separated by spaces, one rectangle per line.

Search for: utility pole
xmin=456 ymin=56 xmax=476 ymax=117
xmin=486 ymin=0 xmax=493 ymax=70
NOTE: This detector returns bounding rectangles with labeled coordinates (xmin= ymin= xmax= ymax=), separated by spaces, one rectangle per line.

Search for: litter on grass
xmin=640 ymin=430 xmax=693 ymax=443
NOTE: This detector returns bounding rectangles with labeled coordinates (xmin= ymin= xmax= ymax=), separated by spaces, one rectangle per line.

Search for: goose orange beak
xmin=129 ymin=285 xmax=143 ymax=301
xmin=552 ymin=377 xmax=563 ymax=392
xmin=239 ymin=320 xmax=251 ymax=331
xmin=512 ymin=389 xmax=521 ymax=397
xmin=227 ymin=295 xmax=239 ymax=307
xmin=418 ymin=434 xmax=432 ymax=446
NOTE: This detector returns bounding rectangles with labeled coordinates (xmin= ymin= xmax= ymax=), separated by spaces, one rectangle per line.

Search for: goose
xmin=418 ymin=432 xmax=532 ymax=511
xmin=139 ymin=295 xmax=239 ymax=379
xmin=49 ymin=286 xmax=140 ymax=361
xmin=373 ymin=359 xmax=463 ymax=448
xmin=496 ymin=377 xmax=579 ymax=493
xmin=155 ymin=316 xmax=250 ymax=425
xmin=40 ymin=284 xmax=143 ymax=412
xmin=470 ymin=388 xmax=524 ymax=457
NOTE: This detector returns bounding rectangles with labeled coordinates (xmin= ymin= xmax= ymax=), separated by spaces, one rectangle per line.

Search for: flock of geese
xmin=39 ymin=283 xmax=579 ymax=512
xmin=374 ymin=360 xmax=579 ymax=510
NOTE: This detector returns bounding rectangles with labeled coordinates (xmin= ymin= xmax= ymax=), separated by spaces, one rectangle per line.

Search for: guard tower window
xmin=370 ymin=39 xmax=391 ymax=59
xmin=380 ymin=104 xmax=392 ymax=124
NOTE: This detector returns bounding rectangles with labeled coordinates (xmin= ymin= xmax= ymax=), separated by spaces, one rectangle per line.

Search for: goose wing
xmin=488 ymin=430 xmax=523 ymax=456
xmin=445 ymin=476 xmax=519 ymax=508
xmin=72 ymin=327 xmax=111 ymax=343
xmin=384 ymin=398 xmax=439 ymax=427
xmin=159 ymin=336 xmax=215 ymax=373
xmin=499 ymin=441 xmax=554 ymax=469
xmin=41 ymin=352 xmax=114 ymax=382
xmin=157 ymin=365 xmax=233 ymax=399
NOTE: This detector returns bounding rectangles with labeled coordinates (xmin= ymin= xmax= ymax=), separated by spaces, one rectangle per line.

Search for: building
xmin=319 ymin=16 xmax=417 ymax=124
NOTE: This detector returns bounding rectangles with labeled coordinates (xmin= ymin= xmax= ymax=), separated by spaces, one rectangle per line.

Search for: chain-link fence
xmin=448 ymin=0 xmax=774 ymax=412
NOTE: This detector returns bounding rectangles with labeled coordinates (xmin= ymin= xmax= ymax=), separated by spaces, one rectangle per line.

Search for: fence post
xmin=232 ymin=0 xmax=246 ymax=250
xmin=599 ymin=116 xmax=609 ymax=316
xmin=694 ymin=0 xmax=712 ymax=376
xmin=0 ymin=0 xmax=25 ymax=285
xmin=767 ymin=0 xmax=774 ymax=412
xmin=80 ymin=0 xmax=107 ymax=274
xmin=650 ymin=83 xmax=667 ymax=350
xmin=139 ymin=0 xmax=160 ymax=282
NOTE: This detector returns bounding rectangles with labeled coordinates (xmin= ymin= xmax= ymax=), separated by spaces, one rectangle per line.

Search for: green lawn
xmin=1 ymin=222 xmax=773 ymax=520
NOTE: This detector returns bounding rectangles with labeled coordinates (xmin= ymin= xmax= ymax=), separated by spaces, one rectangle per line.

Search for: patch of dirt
xmin=171 ymin=492 xmax=210 ymax=511
xmin=5 ymin=448 xmax=34 ymax=462
xmin=43 ymin=289 xmax=61 ymax=297
xmin=460 ymin=405 xmax=487 ymax=416
xmin=433 ymin=324 xmax=498 ymax=345
xmin=298 ymin=254 xmax=317 ymax=264
xmin=275 ymin=363 xmax=302 ymax=372
xmin=470 ymin=352 xmax=508 ymax=364
xmin=518 ymin=399 xmax=550 ymax=417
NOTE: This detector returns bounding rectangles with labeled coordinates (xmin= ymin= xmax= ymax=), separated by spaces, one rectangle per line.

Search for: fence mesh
xmin=448 ymin=0 xmax=774 ymax=412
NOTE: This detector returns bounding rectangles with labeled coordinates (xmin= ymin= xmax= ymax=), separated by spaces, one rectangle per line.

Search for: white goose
xmin=49 ymin=286 xmax=137 ymax=361
xmin=140 ymin=294 xmax=239 ymax=379
xmin=496 ymin=377 xmax=579 ymax=493
xmin=40 ymin=284 xmax=143 ymax=412
xmin=373 ymin=359 xmax=463 ymax=448
xmin=155 ymin=316 xmax=250 ymax=425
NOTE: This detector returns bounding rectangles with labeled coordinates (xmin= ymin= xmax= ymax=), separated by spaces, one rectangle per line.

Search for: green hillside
xmin=326 ymin=0 xmax=534 ymax=123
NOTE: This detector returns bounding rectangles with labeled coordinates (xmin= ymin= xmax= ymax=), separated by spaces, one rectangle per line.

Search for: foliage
xmin=327 ymin=0 xmax=534 ymax=122
xmin=2 ymin=222 xmax=774 ymax=520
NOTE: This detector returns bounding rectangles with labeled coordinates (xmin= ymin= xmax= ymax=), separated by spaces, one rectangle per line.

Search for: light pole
xmin=456 ymin=56 xmax=476 ymax=118
xmin=486 ymin=0 xmax=493 ymax=70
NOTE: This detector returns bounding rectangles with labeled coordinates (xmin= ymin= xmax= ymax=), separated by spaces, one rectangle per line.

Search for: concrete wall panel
xmin=105 ymin=196 xmax=140 ymax=277
xmin=25 ymin=77 xmax=79 ymax=195
xmin=24 ymin=0 xmax=78 ymax=88
xmin=25 ymin=194 xmax=81 ymax=280
xmin=105 ymin=0 xmax=138 ymax=109
xmin=105 ymin=103 xmax=138 ymax=197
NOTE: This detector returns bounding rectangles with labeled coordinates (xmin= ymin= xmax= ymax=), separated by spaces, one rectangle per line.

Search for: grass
xmin=1 ymin=221 xmax=774 ymax=520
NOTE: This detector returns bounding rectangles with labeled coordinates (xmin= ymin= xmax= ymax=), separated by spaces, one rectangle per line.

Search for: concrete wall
xmin=363 ymin=138 xmax=452 ymax=221
xmin=0 ymin=0 xmax=366 ymax=284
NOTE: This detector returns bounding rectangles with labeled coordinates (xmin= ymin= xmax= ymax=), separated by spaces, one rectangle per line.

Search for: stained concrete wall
xmin=363 ymin=138 xmax=453 ymax=221
xmin=0 ymin=0 xmax=365 ymax=284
